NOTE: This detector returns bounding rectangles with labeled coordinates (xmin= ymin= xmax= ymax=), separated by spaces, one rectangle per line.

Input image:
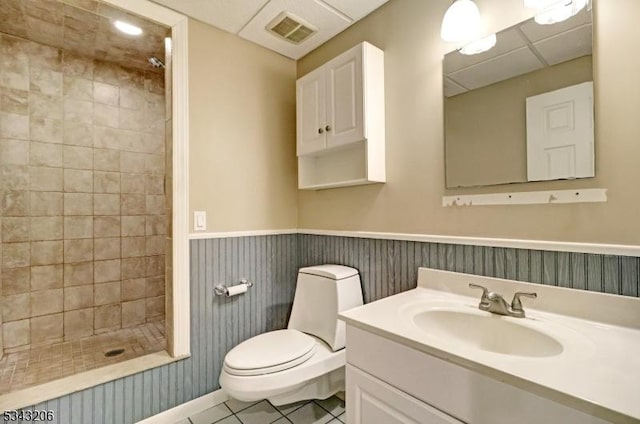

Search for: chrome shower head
xmin=148 ymin=57 xmax=165 ymax=69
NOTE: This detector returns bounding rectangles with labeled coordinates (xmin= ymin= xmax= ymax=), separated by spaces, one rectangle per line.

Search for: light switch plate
xmin=194 ymin=211 xmax=206 ymax=231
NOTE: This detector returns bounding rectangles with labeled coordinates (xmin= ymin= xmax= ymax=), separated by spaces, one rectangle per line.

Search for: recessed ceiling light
xmin=114 ymin=20 xmax=143 ymax=36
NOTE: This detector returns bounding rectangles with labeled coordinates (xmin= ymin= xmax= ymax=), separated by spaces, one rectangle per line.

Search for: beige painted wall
xmin=188 ymin=19 xmax=298 ymax=232
xmin=445 ymin=56 xmax=593 ymax=188
xmin=296 ymin=0 xmax=640 ymax=245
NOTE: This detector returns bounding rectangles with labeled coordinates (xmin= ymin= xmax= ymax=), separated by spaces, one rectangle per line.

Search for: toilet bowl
xmin=219 ymin=264 xmax=363 ymax=405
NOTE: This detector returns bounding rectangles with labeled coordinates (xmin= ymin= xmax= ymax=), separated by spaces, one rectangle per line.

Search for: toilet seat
xmin=223 ymin=329 xmax=318 ymax=376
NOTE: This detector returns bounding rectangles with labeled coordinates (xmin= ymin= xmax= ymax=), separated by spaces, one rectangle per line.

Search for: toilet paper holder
xmin=214 ymin=279 xmax=253 ymax=297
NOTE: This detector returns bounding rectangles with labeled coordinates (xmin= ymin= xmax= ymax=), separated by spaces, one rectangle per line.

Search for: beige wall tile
xmin=93 ymin=126 xmax=121 ymax=150
xmin=0 ymin=139 xmax=29 ymax=165
xmin=121 ymin=257 xmax=145 ymax=279
xmin=119 ymin=109 xmax=145 ymax=132
xmin=62 ymin=145 xmax=92 ymax=169
xmin=3 ymin=293 xmax=31 ymax=321
xmin=93 ymin=81 xmax=119 ymax=106
xmin=94 ymin=103 xmax=119 ymax=128
xmin=122 ymin=299 xmax=145 ymax=327
xmin=145 ymin=175 xmax=164 ymax=195
xmin=63 ymin=308 xmax=93 ymax=340
xmin=31 ymin=240 xmax=63 ymax=265
xmin=121 ymin=216 xmax=145 ymax=236
xmin=63 ymin=168 xmax=93 ymax=192
xmin=145 ymin=215 xmax=166 ymax=236
xmin=94 ymin=171 xmax=120 ymax=193
xmin=63 ymin=76 xmax=92 ymax=101
xmin=146 ymin=295 xmax=164 ymax=318
xmin=2 ymin=190 xmax=29 ymax=216
xmin=94 ymin=281 xmax=120 ymax=306
xmin=94 ymin=237 xmax=120 ymax=260
xmin=31 ymin=313 xmax=63 ymax=344
xmin=121 ymin=194 xmax=145 ymax=215
xmin=121 ymin=278 xmax=146 ymax=301
xmin=64 ymin=284 xmax=93 ymax=310
xmin=119 ymin=87 xmax=146 ymax=110
xmin=31 ymin=191 xmax=63 ymax=216
xmin=64 ymin=98 xmax=92 ymax=124
xmin=94 ymin=304 xmax=121 ymax=332
xmin=120 ymin=151 xmax=145 ymax=173
xmin=93 ymin=148 xmax=120 ymax=171
xmin=31 ymin=264 xmax=63 ymax=290
xmin=30 ymin=216 xmax=63 ymax=241
xmin=30 ymin=67 xmax=63 ymax=97
xmin=0 ymin=88 xmax=28 ymax=115
xmin=94 ymin=258 xmax=120 ymax=283
xmin=30 ymin=166 xmax=63 ymax=191
xmin=63 ymin=121 xmax=93 ymax=147
xmin=64 ymin=192 xmax=93 ymax=215
xmin=146 ymin=195 xmax=165 ymax=215
xmin=94 ymin=193 xmax=120 ymax=215
xmin=146 ymin=276 xmax=164 ymax=297
xmin=30 ymin=141 xmax=63 ymax=167
xmin=29 ymin=92 xmax=63 ymax=121
xmin=3 ymin=267 xmax=30 ymax=294
xmin=145 ymin=255 xmax=164 ymax=277
xmin=144 ymin=154 xmax=164 ymax=175
xmin=1 ymin=164 xmax=30 ymax=190
xmin=121 ymin=173 xmax=145 ymax=194
xmin=28 ymin=43 xmax=62 ymax=71
xmin=31 ymin=288 xmax=63 ymax=316
xmin=63 ymin=261 xmax=93 ymax=286
xmin=145 ymin=235 xmax=165 ymax=256
xmin=121 ymin=236 xmax=145 ymax=258
xmin=3 ymin=242 xmax=30 ymax=268
xmin=141 ymin=133 xmax=164 ymax=155
xmin=0 ymin=112 xmax=29 ymax=140
xmin=62 ymin=51 xmax=94 ymax=79
xmin=30 ymin=117 xmax=63 ymax=143
xmin=2 ymin=217 xmax=29 ymax=242
xmin=3 ymin=319 xmax=30 ymax=348
xmin=63 ymin=238 xmax=93 ymax=263
xmin=94 ymin=216 xmax=120 ymax=237
xmin=63 ymin=216 xmax=93 ymax=239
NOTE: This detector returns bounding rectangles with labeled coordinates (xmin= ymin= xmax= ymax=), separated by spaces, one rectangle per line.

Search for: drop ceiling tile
xmin=449 ymin=46 xmax=544 ymax=91
xmin=320 ymin=0 xmax=388 ymax=20
xmin=238 ymin=0 xmax=351 ymax=60
xmin=150 ymin=0 xmax=269 ymax=34
xmin=533 ymin=24 xmax=592 ymax=66
xmin=519 ymin=6 xmax=591 ymax=43
xmin=444 ymin=28 xmax=528 ymax=75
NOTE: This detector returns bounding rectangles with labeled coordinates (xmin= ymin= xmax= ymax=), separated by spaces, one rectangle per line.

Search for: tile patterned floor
xmin=181 ymin=395 xmax=346 ymax=424
xmin=0 ymin=321 xmax=165 ymax=394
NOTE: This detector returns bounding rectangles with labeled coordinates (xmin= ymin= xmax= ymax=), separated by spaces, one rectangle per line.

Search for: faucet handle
xmin=511 ymin=292 xmax=537 ymax=312
xmin=468 ymin=283 xmax=490 ymax=305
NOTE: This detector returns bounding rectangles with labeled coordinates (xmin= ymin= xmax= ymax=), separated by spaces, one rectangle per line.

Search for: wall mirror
xmin=443 ymin=7 xmax=594 ymax=189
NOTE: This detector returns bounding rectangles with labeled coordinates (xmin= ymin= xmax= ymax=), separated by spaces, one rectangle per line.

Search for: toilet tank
xmin=288 ymin=265 xmax=363 ymax=351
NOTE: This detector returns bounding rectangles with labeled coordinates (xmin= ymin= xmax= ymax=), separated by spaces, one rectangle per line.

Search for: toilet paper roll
xmin=226 ymin=284 xmax=248 ymax=297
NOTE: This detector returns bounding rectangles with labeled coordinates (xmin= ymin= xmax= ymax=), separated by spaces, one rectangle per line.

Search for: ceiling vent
xmin=267 ymin=12 xmax=317 ymax=44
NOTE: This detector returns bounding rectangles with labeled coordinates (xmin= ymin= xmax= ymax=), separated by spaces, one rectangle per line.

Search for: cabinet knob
xmin=318 ymin=127 xmax=324 ymax=134
xmin=325 ymin=125 xmax=331 ymax=132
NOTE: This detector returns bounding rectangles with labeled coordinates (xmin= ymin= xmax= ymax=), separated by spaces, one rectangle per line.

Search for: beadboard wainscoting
xmin=16 ymin=232 xmax=639 ymax=423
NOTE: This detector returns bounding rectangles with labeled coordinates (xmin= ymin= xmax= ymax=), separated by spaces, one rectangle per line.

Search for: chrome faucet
xmin=469 ymin=284 xmax=537 ymax=318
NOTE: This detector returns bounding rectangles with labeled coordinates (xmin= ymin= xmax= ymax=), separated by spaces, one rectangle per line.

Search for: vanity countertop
xmin=339 ymin=268 xmax=640 ymax=423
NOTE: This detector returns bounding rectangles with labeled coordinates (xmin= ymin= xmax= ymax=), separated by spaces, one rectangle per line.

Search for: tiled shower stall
xmin=0 ymin=1 xmax=171 ymax=392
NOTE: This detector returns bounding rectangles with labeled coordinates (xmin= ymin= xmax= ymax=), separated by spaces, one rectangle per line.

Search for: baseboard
xmin=136 ymin=389 xmax=229 ymax=423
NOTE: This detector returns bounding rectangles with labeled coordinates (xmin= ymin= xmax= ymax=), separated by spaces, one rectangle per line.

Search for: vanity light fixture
xmin=459 ymin=33 xmax=497 ymax=55
xmin=440 ymin=0 xmax=482 ymax=43
xmin=114 ymin=20 xmax=143 ymax=36
xmin=526 ymin=0 xmax=589 ymax=25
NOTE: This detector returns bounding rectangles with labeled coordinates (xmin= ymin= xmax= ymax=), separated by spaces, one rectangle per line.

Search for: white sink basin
xmin=412 ymin=307 xmax=564 ymax=357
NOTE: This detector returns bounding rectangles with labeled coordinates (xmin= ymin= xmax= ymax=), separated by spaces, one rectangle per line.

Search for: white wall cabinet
xmin=296 ymin=42 xmax=385 ymax=189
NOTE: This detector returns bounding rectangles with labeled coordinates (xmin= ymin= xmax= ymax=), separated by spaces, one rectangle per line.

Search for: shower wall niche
xmin=0 ymin=32 xmax=168 ymax=353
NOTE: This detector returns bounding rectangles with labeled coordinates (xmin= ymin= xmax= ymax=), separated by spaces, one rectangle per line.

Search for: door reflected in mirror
xmin=443 ymin=7 xmax=594 ymax=189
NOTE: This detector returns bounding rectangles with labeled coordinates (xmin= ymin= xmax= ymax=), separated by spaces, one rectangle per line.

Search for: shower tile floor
xmin=181 ymin=396 xmax=346 ymax=424
xmin=0 ymin=321 xmax=166 ymax=395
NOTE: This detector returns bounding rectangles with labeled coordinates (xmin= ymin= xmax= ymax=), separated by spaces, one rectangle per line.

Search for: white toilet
xmin=219 ymin=264 xmax=363 ymax=405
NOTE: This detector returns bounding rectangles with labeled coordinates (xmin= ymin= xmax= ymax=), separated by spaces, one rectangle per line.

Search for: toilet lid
xmin=224 ymin=329 xmax=317 ymax=376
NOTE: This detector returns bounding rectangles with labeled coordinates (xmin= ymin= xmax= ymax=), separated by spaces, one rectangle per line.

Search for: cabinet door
xmin=297 ymin=68 xmax=326 ymax=155
xmin=325 ymin=46 xmax=364 ymax=149
xmin=347 ymin=365 xmax=463 ymax=424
